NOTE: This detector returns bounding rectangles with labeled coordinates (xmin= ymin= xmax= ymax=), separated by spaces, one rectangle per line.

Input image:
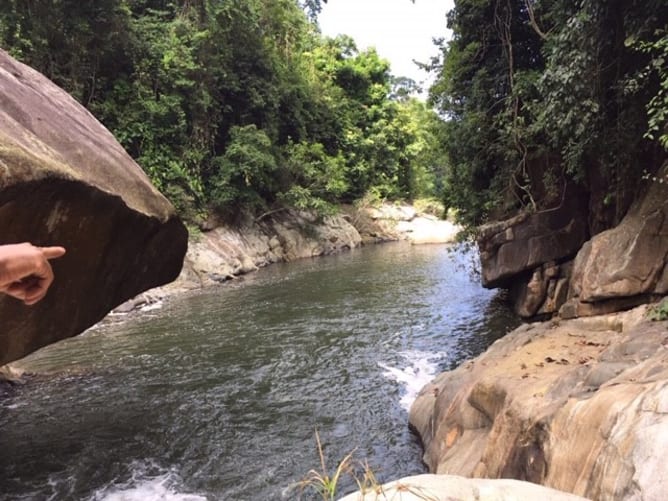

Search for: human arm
xmin=0 ymin=243 xmax=66 ymax=305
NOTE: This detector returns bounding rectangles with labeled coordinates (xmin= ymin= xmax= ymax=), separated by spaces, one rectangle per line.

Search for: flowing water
xmin=0 ymin=242 xmax=518 ymax=501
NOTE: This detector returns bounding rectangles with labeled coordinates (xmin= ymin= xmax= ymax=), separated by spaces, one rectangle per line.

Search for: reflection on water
xmin=0 ymin=242 xmax=518 ymax=500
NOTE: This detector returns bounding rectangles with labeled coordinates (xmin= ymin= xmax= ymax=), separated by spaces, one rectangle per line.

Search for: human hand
xmin=0 ymin=243 xmax=67 ymax=305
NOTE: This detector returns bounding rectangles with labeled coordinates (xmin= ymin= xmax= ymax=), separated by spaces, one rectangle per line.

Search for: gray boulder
xmin=0 ymin=49 xmax=187 ymax=365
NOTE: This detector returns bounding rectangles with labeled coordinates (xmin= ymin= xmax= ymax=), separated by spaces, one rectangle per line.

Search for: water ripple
xmin=0 ymin=242 xmax=517 ymax=501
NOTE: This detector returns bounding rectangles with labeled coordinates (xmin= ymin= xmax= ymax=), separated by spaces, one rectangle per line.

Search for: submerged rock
xmin=410 ymin=306 xmax=668 ymax=500
xmin=0 ymin=49 xmax=187 ymax=365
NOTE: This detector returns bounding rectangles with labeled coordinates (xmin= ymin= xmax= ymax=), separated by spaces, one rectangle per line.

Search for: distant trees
xmin=429 ymin=0 xmax=668 ymax=230
xmin=0 ymin=0 xmax=448 ymax=222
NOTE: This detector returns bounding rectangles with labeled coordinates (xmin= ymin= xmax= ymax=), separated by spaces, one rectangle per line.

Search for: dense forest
xmin=0 ymin=0 xmax=666 ymax=233
xmin=429 ymin=0 xmax=667 ymax=230
xmin=0 ymin=0 xmax=447 ymax=223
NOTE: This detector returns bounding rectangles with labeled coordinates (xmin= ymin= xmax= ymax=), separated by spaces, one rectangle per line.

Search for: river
xmin=0 ymin=242 xmax=518 ymax=500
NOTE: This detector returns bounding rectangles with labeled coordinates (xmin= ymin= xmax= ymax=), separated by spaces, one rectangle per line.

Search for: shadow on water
xmin=0 ymin=242 xmax=518 ymax=500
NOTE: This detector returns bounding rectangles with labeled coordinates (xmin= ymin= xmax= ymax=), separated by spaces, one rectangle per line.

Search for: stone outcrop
xmin=560 ymin=163 xmax=668 ymax=318
xmin=410 ymin=306 xmax=668 ymax=501
xmin=154 ymin=210 xmax=362 ymax=297
xmin=478 ymin=165 xmax=668 ymax=319
xmin=338 ymin=474 xmax=589 ymax=501
xmin=477 ymin=190 xmax=589 ymax=289
xmin=0 ymin=49 xmax=187 ymax=365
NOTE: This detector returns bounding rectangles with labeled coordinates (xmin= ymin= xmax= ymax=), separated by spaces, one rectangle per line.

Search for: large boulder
xmin=561 ymin=163 xmax=668 ymax=317
xmin=0 ymin=49 xmax=187 ymax=365
xmin=410 ymin=306 xmax=668 ymax=500
xmin=338 ymin=474 xmax=588 ymax=501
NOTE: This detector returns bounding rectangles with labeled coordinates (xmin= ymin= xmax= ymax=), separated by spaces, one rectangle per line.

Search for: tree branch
xmin=524 ymin=0 xmax=549 ymax=41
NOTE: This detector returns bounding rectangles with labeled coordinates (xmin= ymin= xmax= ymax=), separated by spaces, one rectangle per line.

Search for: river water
xmin=0 ymin=242 xmax=517 ymax=501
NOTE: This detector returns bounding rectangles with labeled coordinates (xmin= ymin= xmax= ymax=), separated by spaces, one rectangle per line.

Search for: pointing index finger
xmin=39 ymin=246 xmax=66 ymax=260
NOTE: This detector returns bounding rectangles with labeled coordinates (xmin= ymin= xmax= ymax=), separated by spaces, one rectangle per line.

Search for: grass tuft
xmin=297 ymin=430 xmax=440 ymax=501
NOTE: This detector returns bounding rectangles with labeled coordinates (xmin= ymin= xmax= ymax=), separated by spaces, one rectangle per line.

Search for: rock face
xmin=478 ymin=191 xmax=589 ymax=289
xmin=0 ymin=49 xmax=187 ymax=365
xmin=338 ymin=474 xmax=589 ymax=501
xmin=561 ymin=163 xmax=668 ymax=317
xmin=161 ymin=211 xmax=362 ymax=294
xmin=132 ymin=204 xmax=460 ymax=309
xmin=410 ymin=306 xmax=668 ymax=500
xmin=478 ymin=167 xmax=668 ymax=319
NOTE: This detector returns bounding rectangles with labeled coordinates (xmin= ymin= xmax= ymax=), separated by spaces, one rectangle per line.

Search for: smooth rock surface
xmin=338 ymin=474 xmax=589 ymax=501
xmin=396 ymin=215 xmax=460 ymax=244
xmin=410 ymin=305 xmax=668 ymax=500
xmin=0 ymin=49 xmax=187 ymax=365
xmin=347 ymin=203 xmax=460 ymax=245
xmin=569 ymin=163 xmax=668 ymax=305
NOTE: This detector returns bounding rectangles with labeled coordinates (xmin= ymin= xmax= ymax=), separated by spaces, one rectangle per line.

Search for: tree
xmin=429 ymin=0 xmax=668 ymax=229
xmin=1 ymin=0 xmax=450 ymax=221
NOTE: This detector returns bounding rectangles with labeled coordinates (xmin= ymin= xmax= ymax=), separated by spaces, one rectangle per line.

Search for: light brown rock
xmin=477 ymin=193 xmax=588 ymax=288
xmin=0 ymin=50 xmax=187 ymax=365
xmin=350 ymin=203 xmax=460 ymax=245
xmin=410 ymin=306 xmax=668 ymax=500
xmin=396 ymin=215 xmax=460 ymax=244
xmin=570 ymin=163 xmax=668 ymax=304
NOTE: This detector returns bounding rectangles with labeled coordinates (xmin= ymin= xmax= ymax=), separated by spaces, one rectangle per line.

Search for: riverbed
xmin=0 ymin=242 xmax=517 ymax=500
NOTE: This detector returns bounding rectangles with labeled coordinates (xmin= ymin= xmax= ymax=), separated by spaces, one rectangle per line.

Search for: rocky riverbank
xmin=116 ymin=203 xmax=461 ymax=312
xmin=341 ymin=164 xmax=668 ymax=499
xmin=339 ymin=301 xmax=667 ymax=501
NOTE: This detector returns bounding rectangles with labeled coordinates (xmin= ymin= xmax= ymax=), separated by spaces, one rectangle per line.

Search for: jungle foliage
xmin=0 ymin=0 xmax=447 ymax=221
xmin=429 ymin=0 xmax=668 ymax=229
